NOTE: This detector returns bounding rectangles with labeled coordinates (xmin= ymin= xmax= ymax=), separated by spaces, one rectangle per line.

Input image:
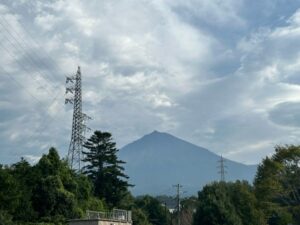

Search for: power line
xmin=0 ymin=67 xmax=45 ymax=106
xmin=1 ymin=15 xmax=60 ymax=76
xmin=0 ymin=3 xmax=72 ymax=109
xmin=0 ymin=5 xmax=81 ymax=157
xmin=0 ymin=12 xmax=64 ymax=80
xmin=0 ymin=67 xmax=65 ymax=154
xmin=0 ymin=19 xmax=56 ymax=83
xmin=0 ymin=38 xmax=55 ymax=97
xmin=0 ymin=11 xmax=69 ymax=104
xmin=0 ymin=23 xmax=58 ymax=93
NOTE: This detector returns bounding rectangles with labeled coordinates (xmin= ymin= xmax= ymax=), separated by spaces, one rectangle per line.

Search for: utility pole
xmin=65 ymin=66 xmax=91 ymax=171
xmin=164 ymin=202 xmax=168 ymax=225
xmin=218 ymin=155 xmax=227 ymax=182
xmin=173 ymin=184 xmax=183 ymax=225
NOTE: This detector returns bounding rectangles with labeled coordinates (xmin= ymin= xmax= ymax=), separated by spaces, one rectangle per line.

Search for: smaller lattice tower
xmin=218 ymin=155 xmax=227 ymax=182
xmin=65 ymin=66 xmax=91 ymax=171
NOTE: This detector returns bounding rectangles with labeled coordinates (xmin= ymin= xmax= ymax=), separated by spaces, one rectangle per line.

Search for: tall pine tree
xmin=82 ymin=131 xmax=132 ymax=207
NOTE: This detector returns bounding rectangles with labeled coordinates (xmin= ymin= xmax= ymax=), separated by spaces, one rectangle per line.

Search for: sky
xmin=1 ymin=0 xmax=300 ymax=165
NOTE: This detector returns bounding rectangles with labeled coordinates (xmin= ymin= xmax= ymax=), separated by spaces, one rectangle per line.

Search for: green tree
xmin=135 ymin=195 xmax=170 ymax=225
xmin=0 ymin=210 xmax=14 ymax=225
xmin=82 ymin=131 xmax=131 ymax=207
xmin=193 ymin=182 xmax=242 ymax=225
xmin=0 ymin=147 xmax=105 ymax=224
xmin=227 ymin=181 xmax=266 ymax=225
xmin=132 ymin=208 xmax=152 ymax=225
xmin=31 ymin=149 xmax=81 ymax=222
xmin=180 ymin=197 xmax=198 ymax=225
xmin=30 ymin=148 xmax=104 ymax=222
xmin=0 ymin=165 xmax=20 ymax=215
xmin=254 ymin=145 xmax=300 ymax=225
xmin=117 ymin=192 xmax=153 ymax=225
xmin=10 ymin=159 xmax=37 ymax=221
xmin=193 ymin=181 xmax=266 ymax=225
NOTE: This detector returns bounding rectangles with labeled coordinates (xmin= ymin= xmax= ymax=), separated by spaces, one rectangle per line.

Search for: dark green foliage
xmin=2 ymin=139 xmax=300 ymax=225
xmin=131 ymin=208 xmax=152 ymax=225
xmin=193 ymin=182 xmax=242 ymax=225
xmin=193 ymin=181 xmax=265 ymax=225
xmin=113 ymin=191 xmax=153 ymax=225
xmin=254 ymin=145 xmax=300 ymax=225
xmin=179 ymin=197 xmax=198 ymax=225
xmin=0 ymin=147 xmax=104 ymax=224
xmin=0 ymin=210 xmax=14 ymax=225
xmin=0 ymin=165 xmax=20 ymax=215
xmin=227 ymin=181 xmax=266 ymax=225
xmin=82 ymin=131 xmax=132 ymax=207
xmin=10 ymin=159 xmax=37 ymax=221
xmin=135 ymin=195 xmax=170 ymax=225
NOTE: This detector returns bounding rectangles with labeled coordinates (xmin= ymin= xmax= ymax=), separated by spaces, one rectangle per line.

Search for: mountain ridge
xmin=119 ymin=130 xmax=257 ymax=196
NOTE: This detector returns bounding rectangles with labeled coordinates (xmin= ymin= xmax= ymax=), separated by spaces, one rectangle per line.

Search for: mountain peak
xmin=142 ymin=130 xmax=168 ymax=138
xmin=141 ymin=130 xmax=179 ymax=142
xmin=150 ymin=130 xmax=160 ymax=134
xmin=119 ymin=131 xmax=257 ymax=195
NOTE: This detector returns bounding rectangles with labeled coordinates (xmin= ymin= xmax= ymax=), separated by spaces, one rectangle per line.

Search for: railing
xmin=86 ymin=209 xmax=132 ymax=222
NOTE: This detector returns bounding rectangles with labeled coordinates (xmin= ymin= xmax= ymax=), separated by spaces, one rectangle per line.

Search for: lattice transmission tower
xmin=218 ymin=155 xmax=227 ymax=182
xmin=65 ymin=66 xmax=91 ymax=171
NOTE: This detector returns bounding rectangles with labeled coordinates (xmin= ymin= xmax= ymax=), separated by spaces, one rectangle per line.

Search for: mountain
xmin=118 ymin=131 xmax=257 ymax=196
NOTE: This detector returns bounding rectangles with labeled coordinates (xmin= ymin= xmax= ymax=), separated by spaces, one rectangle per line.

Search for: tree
xmin=115 ymin=192 xmax=153 ymax=225
xmin=254 ymin=145 xmax=300 ymax=225
xmin=10 ymin=159 xmax=37 ymax=221
xmin=0 ymin=165 xmax=20 ymax=215
xmin=193 ymin=181 xmax=265 ymax=225
xmin=0 ymin=210 xmax=13 ymax=225
xmin=193 ymin=182 xmax=242 ymax=225
xmin=135 ymin=195 xmax=170 ymax=225
xmin=82 ymin=131 xmax=132 ymax=207
xmin=0 ymin=148 xmax=105 ymax=224
xmin=31 ymin=148 xmax=81 ymax=222
xmin=227 ymin=181 xmax=266 ymax=225
xmin=180 ymin=197 xmax=198 ymax=225
xmin=132 ymin=207 xmax=152 ymax=225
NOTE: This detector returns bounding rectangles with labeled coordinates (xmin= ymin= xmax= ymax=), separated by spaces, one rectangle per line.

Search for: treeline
xmin=0 ymin=131 xmax=171 ymax=225
xmin=1 ymin=131 xmax=300 ymax=225
xmin=192 ymin=145 xmax=300 ymax=225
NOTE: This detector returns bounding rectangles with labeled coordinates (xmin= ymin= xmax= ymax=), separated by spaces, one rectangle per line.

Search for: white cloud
xmin=1 ymin=0 xmax=300 ymax=165
xmin=23 ymin=154 xmax=41 ymax=164
xmin=34 ymin=13 xmax=61 ymax=31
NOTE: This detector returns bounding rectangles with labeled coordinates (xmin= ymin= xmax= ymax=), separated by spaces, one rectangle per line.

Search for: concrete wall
xmin=97 ymin=221 xmax=131 ymax=225
xmin=69 ymin=219 xmax=99 ymax=225
xmin=69 ymin=219 xmax=132 ymax=225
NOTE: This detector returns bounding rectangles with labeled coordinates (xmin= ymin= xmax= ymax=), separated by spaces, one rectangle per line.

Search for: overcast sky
xmin=1 ymin=0 xmax=300 ymax=165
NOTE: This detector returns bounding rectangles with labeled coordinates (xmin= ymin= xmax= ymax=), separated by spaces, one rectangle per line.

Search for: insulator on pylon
xmin=66 ymin=76 xmax=75 ymax=83
xmin=82 ymin=113 xmax=92 ymax=120
xmin=65 ymin=98 xmax=74 ymax=104
xmin=66 ymin=87 xmax=74 ymax=94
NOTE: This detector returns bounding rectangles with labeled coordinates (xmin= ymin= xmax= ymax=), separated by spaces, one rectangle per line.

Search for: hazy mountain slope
xmin=119 ymin=131 xmax=257 ymax=195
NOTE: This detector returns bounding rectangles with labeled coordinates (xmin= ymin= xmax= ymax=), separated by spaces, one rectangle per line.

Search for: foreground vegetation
xmin=0 ymin=131 xmax=171 ymax=225
xmin=193 ymin=145 xmax=300 ymax=225
xmin=0 ymin=130 xmax=299 ymax=225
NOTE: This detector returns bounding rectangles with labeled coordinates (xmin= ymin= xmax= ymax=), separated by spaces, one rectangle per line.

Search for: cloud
xmin=268 ymin=101 xmax=300 ymax=127
xmin=23 ymin=154 xmax=41 ymax=164
xmin=1 ymin=0 xmax=300 ymax=165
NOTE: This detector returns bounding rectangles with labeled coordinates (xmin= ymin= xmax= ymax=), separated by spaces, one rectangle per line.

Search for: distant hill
xmin=118 ymin=131 xmax=257 ymax=196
